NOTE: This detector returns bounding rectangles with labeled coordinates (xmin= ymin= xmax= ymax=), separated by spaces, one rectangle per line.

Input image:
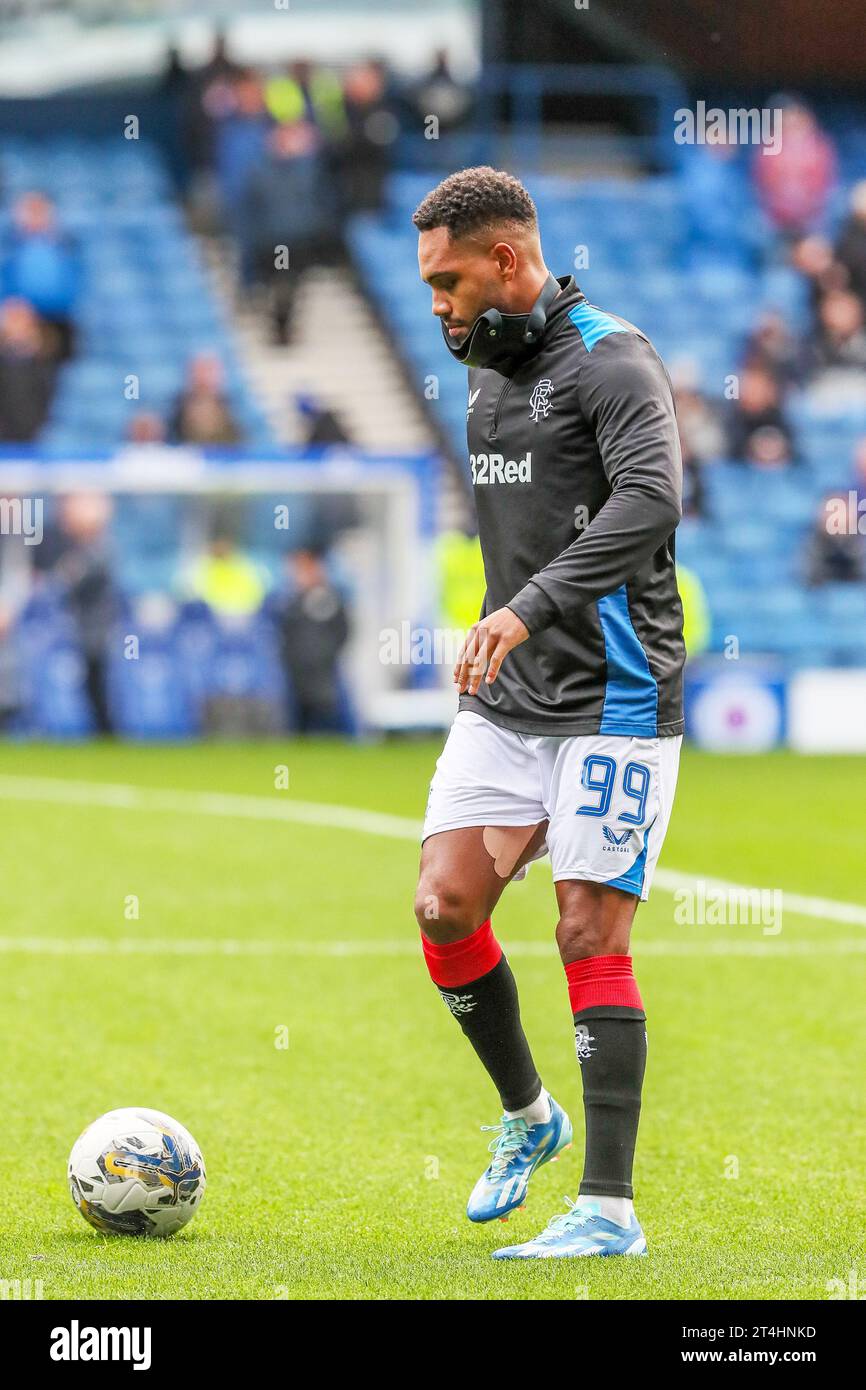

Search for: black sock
xmin=435 ymin=957 xmax=542 ymax=1113
xmin=573 ymin=1005 xmax=646 ymax=1199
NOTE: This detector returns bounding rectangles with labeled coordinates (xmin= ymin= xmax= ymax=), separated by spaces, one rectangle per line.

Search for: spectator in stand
xmin=295 ymin=391 xmax=353 ymax=447
xmin=241 ymin=121 xmax=343 ymax=344
xmin=743 ymin=310 xmax=805 ymax=388
xmin=752 ymin=98 xmax=837 ymax=239
xmin=125 ymin=411 xmax=168 ymax=446
xmin=676 ymin=565 xmax=711 ymax=660
xmin=214 ymin=70 xmax=273 ymax=275
xmin=263 ymin=59 xmax=348 ymax=144
xmin=159 ymin=45 xmax=194 ymax=190
xmin=183 ymin=29 xmax=244 ymax=179
xmin=410 ymin=49 xmax=472 ymax=134
xmin=0 ymin=600 xmax=20 ymax=730
xmin=808 ymin=289 xmax=866 ymax=376
xmin=187 ymin=530 xmax=266 ymax=618
xmin=669 ymin=359 xmax=724 ymax=518
xmin=55 ymin=492 xmax=118 ymax=735
xmin=791 ymin=233 xmax=849 ymax=317
xmin=1 ymin=193 xmax=81 ymax=360
xmin=274 ymin=546 xmax=350 ymax=734
xmin=0 ymin=297 xmax=57 ymax=442
xmin=436 ymin=528 xmax=485 ymax=634
xmin=834 ymin=180 xmax=866 ymax=310
xmin=726 ymin=363 xmax=795 ymax=468
xmin=805 ymin=492 xmax=866 ymax=587
xmin=339 ymin=61 xmax=398 ymax=214
xmin=170 ymin=353 xmax=242 ymax=446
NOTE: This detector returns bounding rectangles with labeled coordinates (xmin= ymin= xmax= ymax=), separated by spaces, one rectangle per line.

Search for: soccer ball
xmin=68 ymin=1107 xmax=206 ymax=1238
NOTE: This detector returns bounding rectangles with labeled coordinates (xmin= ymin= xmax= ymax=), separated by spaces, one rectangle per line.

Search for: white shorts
xmin=422 ymin=711 xmax=681 ymax=901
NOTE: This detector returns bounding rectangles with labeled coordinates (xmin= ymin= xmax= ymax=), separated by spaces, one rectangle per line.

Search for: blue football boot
xmin=492 ymin=1196 xmax=647 ymax=1258
xmin=466 ymin=1095 xmax=572 ymax=1224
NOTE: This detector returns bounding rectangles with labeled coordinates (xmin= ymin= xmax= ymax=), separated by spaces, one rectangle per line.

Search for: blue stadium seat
xmin=4 ymin=137 xmax=276 ymax=453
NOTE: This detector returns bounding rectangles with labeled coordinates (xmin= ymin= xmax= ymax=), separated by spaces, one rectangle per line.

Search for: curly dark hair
xmin=412 ymin=166 xmax=537 ymax=239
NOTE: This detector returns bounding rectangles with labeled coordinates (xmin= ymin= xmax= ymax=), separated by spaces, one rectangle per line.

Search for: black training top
xmin=459 ymin=274 xmax=686 ymax=738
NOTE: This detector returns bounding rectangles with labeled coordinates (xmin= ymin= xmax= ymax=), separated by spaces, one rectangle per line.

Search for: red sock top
xmin=420 ymin=919 xmax=501 ymax=988
xmin=564 ymin=953 xmax=643 ymax=1014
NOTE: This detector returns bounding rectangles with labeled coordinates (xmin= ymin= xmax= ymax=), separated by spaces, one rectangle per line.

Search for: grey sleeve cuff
xmin=506 ymin=580 xmax=561 ymax=636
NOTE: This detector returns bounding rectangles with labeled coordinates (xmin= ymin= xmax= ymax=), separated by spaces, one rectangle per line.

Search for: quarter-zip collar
xmin=485 ymin=274 xmax=587 ymax=378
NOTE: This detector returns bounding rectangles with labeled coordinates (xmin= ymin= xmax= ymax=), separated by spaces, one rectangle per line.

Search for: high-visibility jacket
xmin=264 ymin=69 xmax=347 ymax=137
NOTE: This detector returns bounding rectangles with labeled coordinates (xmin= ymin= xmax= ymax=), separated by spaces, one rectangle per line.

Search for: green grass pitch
xmin=0 ymin=739 xmax=864 ymax=1300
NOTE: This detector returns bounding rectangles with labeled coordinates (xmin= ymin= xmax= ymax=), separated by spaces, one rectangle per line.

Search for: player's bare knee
xmin=414 ymin=875 xmax=479 ymax=943
xmin=555 ymin=881 xmax=637 ymax=962
xmin=555 ymin=907 xmax=600 ymax=963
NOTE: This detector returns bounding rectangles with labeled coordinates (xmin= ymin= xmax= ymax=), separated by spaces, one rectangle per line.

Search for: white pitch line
xmin=0 ymin=773 xmax=421 ymax=842
xmin=1 ymin=935 xmax=866 ymax=959
xmin=654 ymin=870 xmax=866 ymax=928
xmin=0 ymin=772 xmax=865 ymax=928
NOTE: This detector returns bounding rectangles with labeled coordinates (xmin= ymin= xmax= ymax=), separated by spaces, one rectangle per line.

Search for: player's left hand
xmin=454 ymin=607 xmax=530 ymax=695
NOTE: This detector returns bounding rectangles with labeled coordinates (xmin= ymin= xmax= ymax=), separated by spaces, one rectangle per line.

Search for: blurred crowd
xmin=0 ymin=37 xmax=473 ymax=736
xmin=672 ymin=99 xmax=866 ymax=586
xmin=164 ymin=38 xmax=472 ymax=343
xmin=1 ymin=65 xmax=864 ymax=679
xmin=125 ymin=353 xmax=353 ymax=451
xmin=0 ymin=493 xmax=354 ymax=736
xmin=0 ymin=36 xmax=473 ymax=450
xmin=0 ymin=191 xmax=82 ymax=442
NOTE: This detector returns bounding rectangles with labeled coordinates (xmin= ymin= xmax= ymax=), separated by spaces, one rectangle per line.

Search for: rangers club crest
xmin=574 ymin=1023 xmax=596 ymax=1061
xmin=529 ymin=378 xmax=554 ymax=421
xmin=440 ymin=990 xmax=477 ymax=1016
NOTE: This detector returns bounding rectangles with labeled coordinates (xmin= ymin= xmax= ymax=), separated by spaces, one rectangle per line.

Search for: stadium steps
xmin=199 ymin=238 xmax=469 ymax=528
xmin=200 ymin=240 xmax=413 ymax=443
